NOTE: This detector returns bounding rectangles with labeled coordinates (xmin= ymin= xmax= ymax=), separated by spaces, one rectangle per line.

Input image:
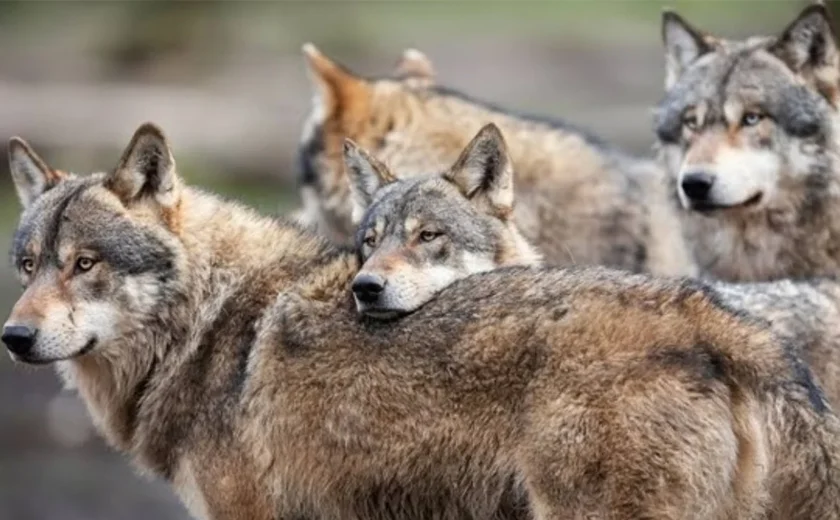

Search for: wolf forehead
xmin=11 ymin=176 xmax=175 ymax=277
xmin=360 ymin=178 xmax=486 ymax=227
xmin=356 ymin=178 xmax=498 ymax=246
xmin=655 ymin=45 xmax=830 ymax=143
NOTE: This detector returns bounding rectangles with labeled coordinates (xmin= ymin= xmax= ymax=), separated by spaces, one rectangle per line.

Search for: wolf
xmin=656 ymin=3 xmax=840 ymax=282
xmin=346 ymin=126 xmax=840 ymax=408
xmin=5 ymin=123 xmax=840 ymax=520
xmin=711 ymin=277 xmax=840 ymax=407
xmin=296 ymin=43 xmax=696 ymax=277
xmin=345 ymin=122 xmax=541 ymax=317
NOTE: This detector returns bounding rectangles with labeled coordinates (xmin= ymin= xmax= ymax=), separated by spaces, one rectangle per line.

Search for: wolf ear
xmin=8 ymin=137 xmax=67 ymax=208
xmin=662 ymin=11 xmax=712 ymax=90
xmin=106 ymin=123 xmax=179 ymax=208
xmin=770 ymin=4 xmax=839 ymax=99
xmin=302 ymin=43 xmax=367 ymax=116
xmin=394 ymin=48 xmax=435 ymax=87
xmin=444 ymin=123 xmax=514 ymax=218
xmin=343 ymin=139 xmax=397 ymax=224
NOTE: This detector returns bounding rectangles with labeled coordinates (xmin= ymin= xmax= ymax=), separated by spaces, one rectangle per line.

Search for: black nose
xmin=352 ymin=273 xmax=386 ymax=304
xmin=2 ymin=325 xmax=37 ymax=357
xmin=681 ymin=171 xmax=715 ymax=202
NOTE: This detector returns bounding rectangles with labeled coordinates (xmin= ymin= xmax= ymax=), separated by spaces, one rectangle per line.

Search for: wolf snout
xmin=680 ymin=171 xmax=715 ymax=202
xmin=2 ymin=324 xmax=37 ymax=357
xmin=352 ymin=273 xmax=386 ymax=304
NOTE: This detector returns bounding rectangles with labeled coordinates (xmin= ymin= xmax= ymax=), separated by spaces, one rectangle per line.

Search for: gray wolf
xmin=345 ymin=122 xmax=541 ymax=317
xmin=4 ymin=123 xmax=840 ymax=519
xmin=712 ymin=277 xmax=840 ymax=407
xmin=297 ymin=44 xmax=696 ymax=277
xmin=656 ymin=3 xmax=840 ymax=282
xmin=345 ymin=128 xmax=840 ymax=409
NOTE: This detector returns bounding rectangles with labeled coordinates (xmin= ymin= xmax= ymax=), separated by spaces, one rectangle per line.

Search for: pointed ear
xmin=8 ymin=137 xmax=67 ymax=208
xmin=105 ymin=123 xmax=179 ymax=208
xmin=662 ymin=10 xmax=712 ymax=90
xmin=302 ymin=43 xmax=366 ymax=115
xmin=343 ymin=139 xmax=396 ymax=224
xmin=443 ymin=123 xmax=514 ymax=218
xmin=394 ymin=48 xmax=435 ymax=87
xmin=769 ymin=3 xmax=839 ymax=99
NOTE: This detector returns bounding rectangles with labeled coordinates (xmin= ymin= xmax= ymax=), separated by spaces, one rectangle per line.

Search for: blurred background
xmin=0 ymin=1 xmax=825 ymax=518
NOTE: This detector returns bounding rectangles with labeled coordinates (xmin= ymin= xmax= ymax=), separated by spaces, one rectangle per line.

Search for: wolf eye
xmin=741 ymin=112 xmax=764 ymax=127
xmin=682 ymin=113 xmax=699 ymax=131
xmin=75 ymin=257 xmax=96 ymax=273
xmin=364 ymin=235 xmax=377 ymax=248
xmin=419 ymin=230 xmax=442 ymax=242
xmin=20 ymin=258 xmax=35 ymax=274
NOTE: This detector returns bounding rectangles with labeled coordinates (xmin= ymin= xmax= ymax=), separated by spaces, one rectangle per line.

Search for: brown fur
xmin=4 ymin=124 xmax=840 ymax=519
xmin=347 ymin=140 xmax=840 ymax=413
xmin=714 ymin=277 xmax=840 ymax=408
xmin=297 ymin=45 xmax=696 ymax=277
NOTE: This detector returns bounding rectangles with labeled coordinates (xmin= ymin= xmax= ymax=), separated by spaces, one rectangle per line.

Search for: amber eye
xmin=75 ymin=257 xmax=96 ymax=273
xmin=682 ymin=112 xmax=699 ymax=131
xmin=741 ymin=112 xmax=764 ymax=127
xmin=21 ymin=258 xmax=35 ymax=274
xmin=419 ymin=230 xmax=442 ymax=242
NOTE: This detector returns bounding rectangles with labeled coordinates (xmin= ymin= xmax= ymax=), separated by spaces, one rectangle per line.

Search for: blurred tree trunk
xmin=826 ymin=0 xmax=840 ymax=26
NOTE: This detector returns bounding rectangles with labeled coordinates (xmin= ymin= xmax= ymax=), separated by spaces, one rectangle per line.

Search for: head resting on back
xmin=344 ymin=123 xmax=542 ymax=318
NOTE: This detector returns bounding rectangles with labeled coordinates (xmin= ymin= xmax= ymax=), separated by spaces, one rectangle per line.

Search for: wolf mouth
xmin=691 ymin=192 xmax=763 ymax=213
xmin=76 ymin=336 xmax=98 ymax=357
xmin=359 ymin=308 xmax=408 ymax=320
xmin=14 ymin=336 xmax=98 ymax=365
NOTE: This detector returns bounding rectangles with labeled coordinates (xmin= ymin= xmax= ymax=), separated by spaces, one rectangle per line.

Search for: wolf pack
xmin=7 ymin=4 xmax=840 ymax=520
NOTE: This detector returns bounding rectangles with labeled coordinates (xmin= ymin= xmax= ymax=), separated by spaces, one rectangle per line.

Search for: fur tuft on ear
xmin=302 ymin=43 xmax=366 ymax=115
xmin=106 ymin=122 xmax=179 ymax=208
xmin=8 ymin=137 xmax=67 ymax=208
xmin=444 ymin=123 xmax=514 ymax=217
xmin=343 ymin=139 xmax=396 ymax=224
xmin=394 ymin=48 xmax=435 ymax=87
xmin=769 ymin=3 xmax=839 ymax=101
xmin=661 ymin=10 xmax=712 ymax=90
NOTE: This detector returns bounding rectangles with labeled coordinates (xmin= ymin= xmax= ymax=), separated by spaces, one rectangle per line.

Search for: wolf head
xmin=345 ymin=123 xmax=541 ymax=318
xmin=655 ymin=4 xmax=840 ymax=216
xmin=3 ymin=124 xmax=185 ymax=365
xmin=297 ymin=44 xmax=460 ymax=244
